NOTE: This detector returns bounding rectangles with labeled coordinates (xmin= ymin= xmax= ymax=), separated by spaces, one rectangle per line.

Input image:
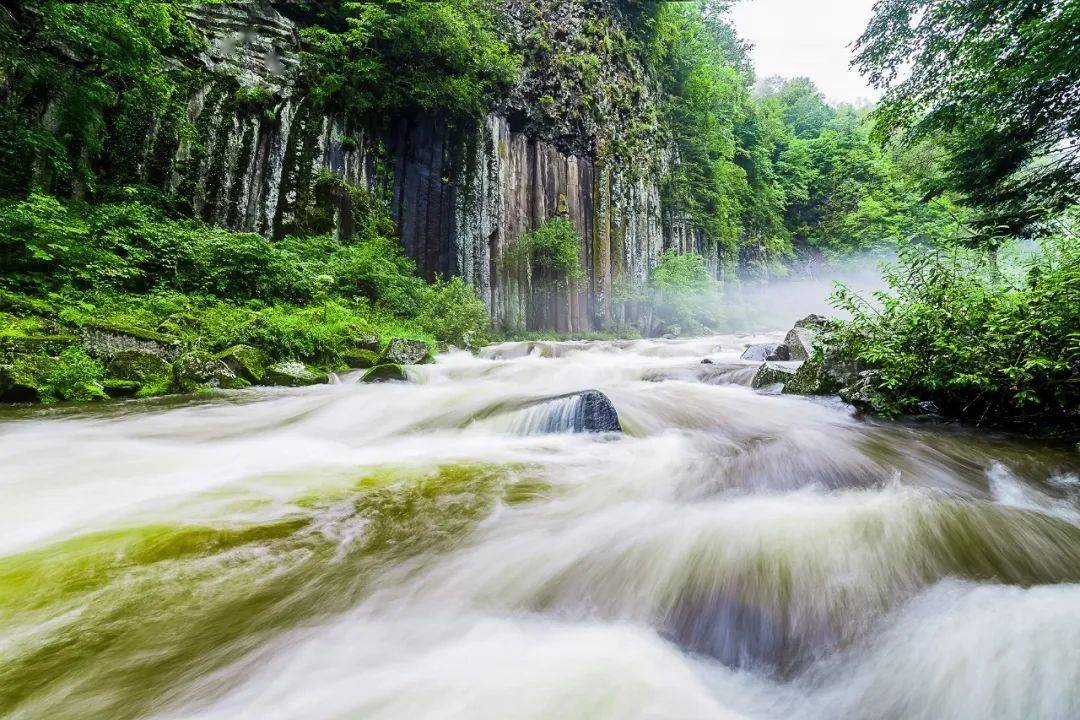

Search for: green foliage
xmin=505 ymin=218 xmax=584 ymax=286
xmin=0 ymin=192 xmax=490 ymax=399
xmin=299 ymin=0 xmax=519 ymax=120
xmin=854 ymin=0 xmax=1080 ymax=237
xmin=830 ymin=227 xmax=1080 ymax=427
xmin=40 ymin=347 xmax=107 ymax=402
xmin=646 ymin=249 xmax=721 ymax=335
xmin=0 ymin=1 xmax=201 ymax=195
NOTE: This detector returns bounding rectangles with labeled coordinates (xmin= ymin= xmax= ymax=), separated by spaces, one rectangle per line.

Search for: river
xmin=1 ymin=334 xmax=1078 ymax=719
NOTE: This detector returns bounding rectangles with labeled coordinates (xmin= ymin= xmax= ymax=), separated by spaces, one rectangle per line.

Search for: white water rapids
xmin=0 ymin=334 xmax=1077 ymax=719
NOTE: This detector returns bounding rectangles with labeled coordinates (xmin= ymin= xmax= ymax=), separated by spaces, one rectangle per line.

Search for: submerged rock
xmin=379 ymin=338 xmax=432 ymax=366
xmin=216 ymin=345 xmax=267 ymax=383
xmin=265 ymin=361 xmax=324 ymax=387
xmin=360 ymin=363 xmax=408 ymax=383
xmin=172 ymin=352 xmax=247 ymax=393
xmin=751 ymin=361 xmax=799 ymax=389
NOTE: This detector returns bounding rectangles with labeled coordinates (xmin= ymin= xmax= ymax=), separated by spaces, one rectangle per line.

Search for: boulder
xmin=784 ymin=344 xmax=865 ymax=396
xmin=0 ymin=355 xmax=51 ymax=403
xmin=343 ymin=349 xmax=380 ymax=369
xmin=701 ymin=358 xmax=714 ymax=365
xmin=573 ymin=390 xmax=622 ymax=433
xmin=794 ymin=314 xmax=830 ymax=329
xmin=350 ymin=332 xmax=382 ymax=352
xmin=751 ymin=361 xmax=799 ymax=389
xmin=216 ymin=345 xmax=266 ymax=383
xmin=838 ymin=370 xmax=880 ymax=410
xmin=379 ymin=338 xmax=432 ymax=366
xmin=80 ymin=322 xmax=182 ymax=361
xmin=360 ymin=363 xmax=408 ymax=383
xmin=741 ymin=344 xmax=790 ymax=362
xmin=783 ymin=326 xmax=818 ymax=362
xmin=524 ymin=390 xmax=622 ymax=433
xmin=265 ymin=361 xmax=324 ymax=387
xmin=107 ymin=349 xmax=172 ymax=385
xmin=172 ymin=352 xmax=247 ymax=393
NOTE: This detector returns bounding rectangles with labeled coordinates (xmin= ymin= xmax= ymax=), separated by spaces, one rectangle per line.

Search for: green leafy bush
xmin=40 ymin=347 xmax=107 ymax=402
xmin=830 ymin=230 xmax=1080 ymax=427
xmin=505 ymin=218 xmax=584 ymax=286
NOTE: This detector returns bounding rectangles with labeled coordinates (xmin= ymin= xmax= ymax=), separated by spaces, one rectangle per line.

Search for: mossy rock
xmin=751 ymin=361 xmax=799 ymax=389
xmin=343 ymin=349 xmax=380 ymax=369
xmin=0 ymin=334 xmax=78 ymax=357
xmin=350 ymin=332 xmax=382 ymax=352
xmin=378 ymin=338 xmax=432 ymax=366
xmin=216 ymin=345 xmax=266 ymax=383
xmin=81 ymin=320 xmax=177 ymax=345
xmin=172 ymin=352 xmax=247 ymax=393
xmin=107 ymin=349 xmax=172 ymax=384
xmin=265 ymin=361 xmax=325 ymax=387
xmin=102 ymin=379 xmax=142 ymax=398
xmin=81 ymin=323 xmax=182 ymax=362
xmin=0 ymin=354 xmax=51 ymax=403
xmin=359 ymin=363 xmax=408 ymax=383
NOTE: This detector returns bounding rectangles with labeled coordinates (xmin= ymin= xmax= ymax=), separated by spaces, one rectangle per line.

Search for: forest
xmin=0 ymin=0 xmax=1076 ymax=429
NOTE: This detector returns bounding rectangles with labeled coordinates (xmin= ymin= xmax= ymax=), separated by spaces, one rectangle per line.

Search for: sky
xmin=728 ymin=0 xmax=882 ymax=105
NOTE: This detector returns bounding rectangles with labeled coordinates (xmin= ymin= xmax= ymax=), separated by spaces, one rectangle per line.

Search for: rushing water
xmin=1 ymin=334 xmax=1078 ymax=720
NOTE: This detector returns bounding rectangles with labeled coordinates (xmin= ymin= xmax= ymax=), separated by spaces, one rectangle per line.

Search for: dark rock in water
xmin=751 ymin=362 xmax=799 ymax=389
xmin=838 ymin=370 xmax=880 ymax=409
xmin=343 ymin=349 xmax=380 ymax=369
xmin=741 ymin=344 xmax=787 ymax=362
xmin=173 ymin=352 xmax=247 ymax=393
xmin=107 ymin=349 xmax=172 ymax=385
xmin=216 ymin=345 xmax=266 ymax=383
xmin=701 ymin=358 xmax=714 ymax=365
xmin=573 ymin=390 xmax=622 ymax=433
xmin=265 ymin=361 xmax=324 ymax=387
xmin=379 ymin=338 xmax=432 ymax=366
xmin=785 ymin=344 xmax=865 ymax=396
xmin=360 ymin=363 xmax=408 ymax=383
xmin=917 ymin=400 xmax=942 ymax=416
xmin=518 ymin=390 xmax=622 ymax=434
xmin=769 ymin=345 xmax=791 ymax=361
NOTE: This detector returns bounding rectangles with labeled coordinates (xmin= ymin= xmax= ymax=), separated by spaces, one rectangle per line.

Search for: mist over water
xmin=0 ymin=331 xmax=1077 ymax=719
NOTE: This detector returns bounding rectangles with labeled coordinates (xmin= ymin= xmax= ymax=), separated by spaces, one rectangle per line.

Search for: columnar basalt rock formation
xmin=128 ymin=1 xmax=713 ymax=332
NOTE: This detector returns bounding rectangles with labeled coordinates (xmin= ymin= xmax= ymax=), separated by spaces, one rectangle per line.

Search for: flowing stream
xmin=1 ymin=334 xmax=1078 ymax=720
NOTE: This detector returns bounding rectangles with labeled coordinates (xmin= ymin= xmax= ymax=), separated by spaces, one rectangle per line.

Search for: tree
xmin=854 ymin=0 xmax=1080 ymax=239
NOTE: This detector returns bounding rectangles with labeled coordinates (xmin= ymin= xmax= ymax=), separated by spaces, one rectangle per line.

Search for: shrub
xmin=647 ymin=250 xmax=721 ymax=335
xmin=505 ymin=217 xmax=584 ymax=287
xmin=830 ymin=231 xmax=1080 ymax=427
xmin=40 ymin=347 xmax=107 ymax=402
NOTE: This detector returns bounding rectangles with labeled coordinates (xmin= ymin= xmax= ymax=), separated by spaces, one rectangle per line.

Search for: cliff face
xmin=130 ymin=1 xmax=709 ymax=332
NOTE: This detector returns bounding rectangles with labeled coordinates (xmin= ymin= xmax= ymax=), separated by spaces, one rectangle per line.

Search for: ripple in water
xmin=0 ymin=334 xmax=1076 ymax=719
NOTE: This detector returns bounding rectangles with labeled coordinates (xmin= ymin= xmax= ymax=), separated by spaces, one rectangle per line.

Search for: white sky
xmin=728 ymin=0 xmax=882 ymax=105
